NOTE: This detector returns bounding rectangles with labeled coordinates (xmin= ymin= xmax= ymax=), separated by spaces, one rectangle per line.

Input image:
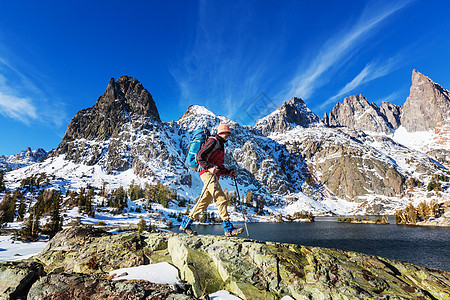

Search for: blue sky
xmin=0 ymin=0 xmax=449 ymax=155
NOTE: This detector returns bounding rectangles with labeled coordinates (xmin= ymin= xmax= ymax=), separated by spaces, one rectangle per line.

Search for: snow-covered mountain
xmin=0 ymin=147 xmax=49 ymax=172
xmin=254 ymin=97 xmax=321 ymax=136
xmin=2 ymin=70 xmax=449 ymax=217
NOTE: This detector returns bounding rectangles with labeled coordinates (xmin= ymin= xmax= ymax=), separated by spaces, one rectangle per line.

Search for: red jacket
xmin=197 ymin=134 xmax=230 ymax=177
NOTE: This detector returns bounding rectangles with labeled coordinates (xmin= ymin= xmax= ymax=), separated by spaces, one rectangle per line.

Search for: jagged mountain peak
xmin=284 ymin=96 xmax=306 ymax=107
xmin=324 ymin=94 xmax=398 ymax=134
xmin=57 ymin=76 xmax=160 ymax=144
xmin=97 ymin=76 xmax=160 ymax=121
xmin=401 ymin=70 xmax=450 ymax=132
xmin=343 ymin=94 xmax=369 ymax=106
xmin=177 ymin=105 xmax=238 ymax=133
xmin=178 ymin=105 xmax=217 ymax=120
xmin=0 ymin=147 xmax=49 ymax=171
xmin=52 ymin=76 xmax=161 ymax=167
xmin=412 ymin=69 xmax=435 ymax=86
xmin=254 ymin=97 xmax=321 ymax=136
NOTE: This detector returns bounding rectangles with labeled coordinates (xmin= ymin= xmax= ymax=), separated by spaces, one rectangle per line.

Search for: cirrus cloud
xmin=282 ymin=1 xmax=412 ymax=102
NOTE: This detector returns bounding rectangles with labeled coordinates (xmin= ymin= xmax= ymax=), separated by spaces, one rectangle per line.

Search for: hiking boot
xmin=180 ymin=217 xmax=197 ymax=235
xmin=222 ymin=220 xmax=244 ymax=237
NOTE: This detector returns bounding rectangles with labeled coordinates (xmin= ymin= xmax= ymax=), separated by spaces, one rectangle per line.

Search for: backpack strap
xmin=205 ymin=136 xmax=221 ymax=163
xmin=197 ymin=136 xmax=222 ymax=171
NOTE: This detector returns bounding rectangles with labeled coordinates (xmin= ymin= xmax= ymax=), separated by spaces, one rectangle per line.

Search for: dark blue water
xmin=173 ymin=218 xmax=450 ymax=272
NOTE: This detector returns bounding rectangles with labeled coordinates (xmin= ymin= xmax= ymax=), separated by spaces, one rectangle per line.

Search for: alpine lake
xmin=172 ymin=217 xmax=450 ymax=272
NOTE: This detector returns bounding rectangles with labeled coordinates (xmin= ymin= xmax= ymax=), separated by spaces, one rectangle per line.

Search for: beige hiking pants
xmin=189 ymin=172 xmax=229 ymax=221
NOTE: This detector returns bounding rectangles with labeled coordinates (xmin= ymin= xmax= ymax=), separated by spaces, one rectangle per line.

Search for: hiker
xmin=180 ymin=124 xmax=244 ymax=237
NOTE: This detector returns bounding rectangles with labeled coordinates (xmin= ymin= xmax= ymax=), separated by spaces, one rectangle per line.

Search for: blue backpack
xmin=185 ymin=128 xmax=211 ymax=171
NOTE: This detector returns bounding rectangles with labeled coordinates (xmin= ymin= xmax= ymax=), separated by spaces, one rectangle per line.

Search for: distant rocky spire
xmin=54 ymin=76 xmax=160 ymax=156
xmin=401 ymin=70 xmax=450 ymax=132
xmin=324 ymin=94 xmax=400 ymax=134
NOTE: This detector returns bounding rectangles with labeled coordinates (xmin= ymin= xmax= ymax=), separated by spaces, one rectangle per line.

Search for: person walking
xmin=180 ymin=124 xmax=244 ymax=237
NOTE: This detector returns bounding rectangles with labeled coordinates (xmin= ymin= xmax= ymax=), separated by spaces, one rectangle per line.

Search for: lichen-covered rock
xmin=12 ymin=228 xmax=449 ymax=299
xmin=163 ymin=234 xmax=450 ymax=299
xmin=0 ymin=261 xmax=43 ymax=300
xmin=33 ymin=226 xmax=150 ymax=274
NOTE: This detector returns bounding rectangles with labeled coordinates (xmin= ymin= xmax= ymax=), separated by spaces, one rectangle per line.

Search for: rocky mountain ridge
xmin=1 ymin=226 xmax=449 ymax=299
xmin=323 ymin=94 xmax=401 ymax=134
xmin=0 ymin=147 xmax=49 ymax=172
xmin=2 ymin=70 xmax=449 ymax=216
xmin=324 ymin=70 xmax=449 ymax=136
xmin=254 ymin=97 xmax=321 ymax=136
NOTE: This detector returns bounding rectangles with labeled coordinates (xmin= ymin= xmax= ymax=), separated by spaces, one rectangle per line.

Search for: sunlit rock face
xmin=401 ymin=70 xmax=450 ymax=132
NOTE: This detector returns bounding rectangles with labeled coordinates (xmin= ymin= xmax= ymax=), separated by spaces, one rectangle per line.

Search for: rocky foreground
xmin=1 ymin=226 xmax=449 ymax=299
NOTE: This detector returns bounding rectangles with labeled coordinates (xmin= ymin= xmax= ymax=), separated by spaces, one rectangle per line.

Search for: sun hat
xmin=217 ymin=124 xmax=232 ymax=135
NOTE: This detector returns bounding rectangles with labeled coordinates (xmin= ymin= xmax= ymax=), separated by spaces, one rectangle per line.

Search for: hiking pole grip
xmin=234 ymin=177 xmax=250 ymax=238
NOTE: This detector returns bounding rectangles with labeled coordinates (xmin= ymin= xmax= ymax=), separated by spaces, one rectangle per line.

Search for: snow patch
xmin=209 ymin=290 xmax=242 ymax=300
xmin=0 ymin=235 xmax=48 ymax=261
xmin=110 ymin=262 xmax=181 ymax=285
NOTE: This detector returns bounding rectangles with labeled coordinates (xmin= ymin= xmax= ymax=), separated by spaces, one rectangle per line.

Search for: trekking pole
xmin=189 ymin=173 xmax=214 ymax=219
xmin=234 ymin=177 xmax=250 ymax=238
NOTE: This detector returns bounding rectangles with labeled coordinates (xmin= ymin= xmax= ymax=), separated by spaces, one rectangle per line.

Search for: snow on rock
xmin=0 ymin=147 xmax=49 ymax=172
xmin=108 ymin=262 xmax=249 ymax=299
xmin=109 ymin=262 xmax=181 ymax=285
xmin=209 ymin=290 xmax=243 ymax=300
xmin=0 ymin=235 xmax=48 ymax=261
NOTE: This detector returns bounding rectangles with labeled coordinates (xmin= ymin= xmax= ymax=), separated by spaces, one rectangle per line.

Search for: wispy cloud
xmin=170 ymin=1 xmax=282 ymax=121
xmin=320 ymin=57 xmax=400 ymax=109
xmin=282 ymin=1 xmax=411 ymax=101
xmin=0 ymin=92 xmax=37 ymax=124
xmin=375 ymin=89 xmax=406 ymax=106
xmin=0 ymin=73 xmax=38 ymax=124
xmin=0 ymin=54 xmax=67 ymax=127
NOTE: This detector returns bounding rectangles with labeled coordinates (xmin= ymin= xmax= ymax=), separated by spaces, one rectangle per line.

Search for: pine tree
xmin=48 ymin=192 xmax=63 ymax=238
xmin=406 ymin=204 xmax=418 ymax=224
xmin=246 ymin=190 xmax=254 ymax=207
xmin=17 ymin=199 xmax=26 ymax=221
xmin=19 ymin=207 xmax=40 ymax=242
xmin=129 ymin=182 xmax=144 ymax=201
xmin=85 ymin=187 xmax=95 ymax=217
xmin=78 ymin=187 xmax=86 ymax=212
xmin=156 ymin=183 xmax=170 ymax=208
xmin=137 ymin=217 xmax=147 ymax=233
xmin=144 ymin=182 xmax=152 ymax=203
xmin=0 ymin=192 xmax=16 ymax=223
xmin=111 ymin=186 xmax=127 ymax=211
